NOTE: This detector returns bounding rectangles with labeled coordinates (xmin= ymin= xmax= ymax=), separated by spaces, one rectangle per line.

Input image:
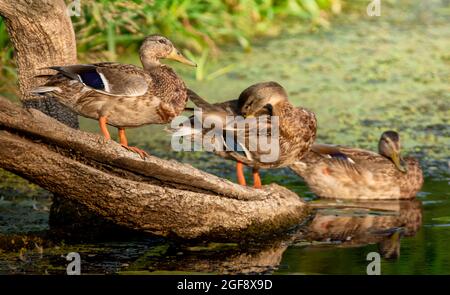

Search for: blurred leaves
xmin=0 ymin=0 xmax=340 ymax=87
xmin=71 ymin=0 xmax=340 ymax=57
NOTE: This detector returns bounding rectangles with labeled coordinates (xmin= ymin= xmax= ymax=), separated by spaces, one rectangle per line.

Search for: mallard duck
xmin=32 ymin=35 xmax=196 ymax=158
xmin=174 ymin=82 xmax=317 ymax=188
xmin=290 ymin=131 xmax=423 ymax=199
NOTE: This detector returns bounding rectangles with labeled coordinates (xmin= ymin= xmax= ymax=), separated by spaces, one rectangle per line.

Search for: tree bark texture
xmin=0 ymin=0 xmax=78 ymax=128
xmin=0 ymin=0 xmax=81 ymax=231
xmin=0 ymin=96 xmax=309 ymax=240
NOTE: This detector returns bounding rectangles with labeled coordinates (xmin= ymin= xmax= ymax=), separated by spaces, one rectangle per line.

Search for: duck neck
xmin=140 ymin=55 xmax=162 ymax=71
xmin=272 ymin=101 xmax=289 ymax=117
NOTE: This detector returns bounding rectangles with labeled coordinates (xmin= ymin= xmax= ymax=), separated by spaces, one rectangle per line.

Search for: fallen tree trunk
xmin=0 ymin=96 xmax=309 ymax=240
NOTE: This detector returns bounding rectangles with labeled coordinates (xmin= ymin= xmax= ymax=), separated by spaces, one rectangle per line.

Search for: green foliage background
xmin=0 ymin=0 xmax=341 ymax=96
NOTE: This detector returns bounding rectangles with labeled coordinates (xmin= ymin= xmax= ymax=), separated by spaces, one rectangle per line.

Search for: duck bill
xmin=167 ymin=48 xmax=197 ymax=67
xmin=391 ymin=152 xmax=407 ymax=173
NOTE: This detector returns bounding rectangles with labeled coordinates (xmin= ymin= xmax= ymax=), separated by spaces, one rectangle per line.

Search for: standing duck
xmin=32 ymin=35 xmax=196 ymax=158
xmin=290 ymin=131 xmax=423 ymax=199
xmin=174 ymin=82 xmax=317 ymax=188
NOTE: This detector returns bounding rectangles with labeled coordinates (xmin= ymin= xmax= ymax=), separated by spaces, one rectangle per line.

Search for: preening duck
xmin=174 ymin=82 xmax=317 ymax=188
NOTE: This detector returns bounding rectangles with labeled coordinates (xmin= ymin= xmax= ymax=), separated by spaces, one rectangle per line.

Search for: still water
xmin=0 ymin=0 xmax=449 ymax=274
xmin=0 ymin=178 xmax=448 ymax=274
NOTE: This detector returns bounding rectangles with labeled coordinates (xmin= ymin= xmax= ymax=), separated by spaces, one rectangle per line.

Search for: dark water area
xmin=0 ymin=175 xmax=448 ymax=274
xmin=0 ymin=0 xmax=449 ymax=274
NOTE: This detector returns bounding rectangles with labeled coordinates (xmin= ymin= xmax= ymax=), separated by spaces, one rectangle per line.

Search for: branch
xmin=0 ymin=96 xmax=309 ymax=240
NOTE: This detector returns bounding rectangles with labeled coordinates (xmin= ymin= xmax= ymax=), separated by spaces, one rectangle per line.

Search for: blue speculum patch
xmin=78 ymin=71 xmax=105 ymax=90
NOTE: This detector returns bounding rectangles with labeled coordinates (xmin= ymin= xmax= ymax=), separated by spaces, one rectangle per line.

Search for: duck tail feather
xmin=30 ymin=86 xmax=62 ymax=94
xmin=187 ymin=89 xmax=215 ymax=110
xmin=45 ymin=66 xmax=81 ymax=81
xmin=170 ymin=126 xmax=202 ymax=137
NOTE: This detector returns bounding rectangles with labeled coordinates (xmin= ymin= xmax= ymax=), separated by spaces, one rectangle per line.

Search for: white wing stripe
xmin=98 ymin=72 xmax=111 ymax=92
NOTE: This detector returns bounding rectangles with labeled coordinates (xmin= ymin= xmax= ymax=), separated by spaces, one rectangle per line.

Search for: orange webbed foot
xmin=253 ymin=182 xmax=262 ymax=189
xmin=121 ymin=145 xmax=150 ymax=159
xmin=118 ymin=127 xmax=149 ymax=159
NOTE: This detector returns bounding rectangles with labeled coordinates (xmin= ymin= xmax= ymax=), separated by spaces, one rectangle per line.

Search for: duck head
xmin=378 ymin=130 xmax=407 ymax=173
xmin=139 ymin=35 xmax=196 ymax=69
xmin=238 ymin=81 xmax=288 ymax=118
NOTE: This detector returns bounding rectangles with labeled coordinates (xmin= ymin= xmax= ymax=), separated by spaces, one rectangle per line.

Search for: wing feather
xmin=311 ymin=143 xmax=361 ymax=175
xmin=44 ymin=64 xmax=150 ymax=97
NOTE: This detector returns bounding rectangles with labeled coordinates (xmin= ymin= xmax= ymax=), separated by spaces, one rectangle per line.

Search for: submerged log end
xmin=167 ymin=183 xmax=310 ymax=241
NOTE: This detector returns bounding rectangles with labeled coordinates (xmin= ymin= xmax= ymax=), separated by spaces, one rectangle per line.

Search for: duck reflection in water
xmin=121 ymin=199 xmax=421 ymax=274
xmin=296 ymin=199 xmax=422 ymax=259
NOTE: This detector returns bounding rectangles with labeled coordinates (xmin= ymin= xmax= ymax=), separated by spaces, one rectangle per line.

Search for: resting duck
xmin=174 ymin=82 xmax=317 ymax=188
xmin=290 ymin=131 xmax=423 ymax=199
xmin=32 ymin=35 xmax=196 ymax=158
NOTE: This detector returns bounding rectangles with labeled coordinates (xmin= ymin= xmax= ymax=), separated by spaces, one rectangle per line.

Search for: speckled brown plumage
xmin=290 ymin=133 xmax=424 ymax=200
xmin=32 ymin=35 xmax=196 ymax=158
xmin=36 ymin=62 xmax=187 ymax=127
xmin=213 ymin=100 xmax=317 ymax=170
xmin=182 ymin=82 xmax=317 ymax=183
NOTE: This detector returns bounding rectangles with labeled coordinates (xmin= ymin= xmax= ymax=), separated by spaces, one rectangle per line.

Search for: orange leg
xmin=236 ymin=162 xmax=246 ymax=186
xmin=118 ymin=128 xmax=128 ymax=146
xmin=99 ymin=116 xmax=111 ymax=140
xmin=252 ymin=168 xmax=262 ymax=189
xmin=118 ymin=128 xmax=150 ymax=159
